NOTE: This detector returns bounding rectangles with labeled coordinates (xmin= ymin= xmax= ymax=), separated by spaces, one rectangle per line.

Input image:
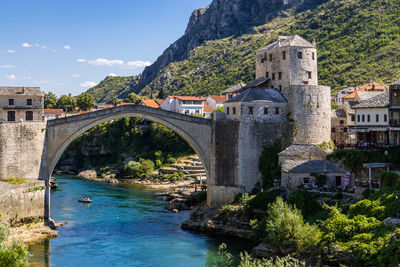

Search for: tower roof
xmin=257 ymin=35 xmax=315 ymax=52
xmin=225 ymin=88 xmax=287 ymax=103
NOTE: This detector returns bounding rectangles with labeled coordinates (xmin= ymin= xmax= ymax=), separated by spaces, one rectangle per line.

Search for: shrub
xmin=362 ymin=188 xmax=375 ymax=199
xmin=379 ymin=171 xmax=400 ymax=188
xmin=261 ymin=197 xmax=321 ymax=253
xmin=1 ymin=178 xmax=27 ymax=185
xmin=166 ymin=157 xmax=176 ymax=164
xmin=139 ymin=158 xmax=154 ymax=173
xmin=287 ymin=190 xmax=322 ymax=219
xmin=348 ymin=199 xmax=385 ymax=220
xmin=155 ymin=159 xmax=163 ymax=169
xmin=244 ymin=189 xmax=281 ymax=218
xmin=258 ymin=141 xmax=282 ymax=189
xmin=123 ymin=161 xmax=142 ymax=176
xmin=0 ymin=224 xmax=29 ymax=267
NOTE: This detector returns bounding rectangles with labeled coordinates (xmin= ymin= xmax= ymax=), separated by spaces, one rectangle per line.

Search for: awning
xmin=349 ymin=128 xmax=369 ymax=133
xmin=369 ymin=127 xmax=388 ymax=132
xmin=390 ymin=127 xmax=400 ymax=131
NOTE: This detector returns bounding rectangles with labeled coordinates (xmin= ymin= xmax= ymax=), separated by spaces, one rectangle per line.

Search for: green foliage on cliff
xmin=258 ymin=141 xmax=282 ymax=189
xmin=87 ymin=0 xmax=400 ymax=102
xmin=86 ymin=75 xmax=140 ymax=103
xmin=1 ymin=178 xmax=27 ymax=185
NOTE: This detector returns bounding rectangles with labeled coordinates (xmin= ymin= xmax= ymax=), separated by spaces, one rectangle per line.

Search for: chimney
xmin=312 ymin=39 xmax=316 ymax=46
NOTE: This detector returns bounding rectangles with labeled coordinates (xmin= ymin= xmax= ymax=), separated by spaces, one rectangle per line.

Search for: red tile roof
xmin=209 ymin=95 xmax=225 ymax=102
xmin=344 ymin=82 xmax=388 ymax=99
xmin=118 ymin=102 xmax=136 ymax=106
xmin=98 ymin=105 xmax=115 ymax=110
xmin=203 ymin=104 xmax=215 ymax=112
xmin=43 ymin=109 xmax=64 ymax=114
xmin=140 ymin=99 xmax=164 ymax=108
xmin=168 ymin=96 xmax=204 ymax=101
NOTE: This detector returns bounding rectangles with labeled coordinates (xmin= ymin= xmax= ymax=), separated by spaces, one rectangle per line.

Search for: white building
xmin=352 ymin=92 xmax=389 ymax=145
xmin=206 ymin=95 xmax=225 ymax=110
xmin=43 ymin=109 xmax=65 ymax=120
xmin=160 ymin=96 xmax=204 ymax=115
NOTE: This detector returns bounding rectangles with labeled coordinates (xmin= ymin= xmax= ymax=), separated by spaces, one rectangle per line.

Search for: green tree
xmin=124 ymin=93 xmax=141 ymax=103
xmin=258 ymin=141 xmax=282 ymax=189
xmin=76 ymin=93 xmax=94 ymax=111
xmin=56 ymin=93 xmax=76 ymax=112
xmin=157 ymin=88 xmax=166 ymax=100
xmin=44 ymin=91 xmax=58 ymax=109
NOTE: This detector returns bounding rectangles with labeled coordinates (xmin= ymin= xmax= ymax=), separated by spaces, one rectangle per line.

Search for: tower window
xmin=266 ymin=72 xmax=269 ymax=78
xmin=367 ymin=114 xmax=370 ymax=122
xmin=27 ymin=99 xmax=32 ymax=105
xmin=351 ymin=115 xmax=355 ymax=122
xmin=279 ymin=85 xmax=282 ymax=91
xmin=264 ymin=107 xmax=268 ymax=114
xmin=275 ymin=107 xmax=280 ymax=114
xmin=357 ymin=115 xmax=360 ymax=122
xmin=233 ymin=107 xmax=236 ymax=115
xmin=376 ymin=114 xmax=379 ymax=122
xmin=7 ymin=111 xmax=15 ymax=121
xmin=282 ymin=51 xmax=286 ymax=60
xmin=8 ymin=99 xmax=14 ymax=106
xmin=226 ymin=107 xmax=229 ymax=115
xmin=278 ymin=72 xmax=282 ymax=80
xmin=362 ymin=115 xmax=365 ymax=122
xmin=312 ymin=52 xmax=315 ymax=60
xmin=298 ymin=52 xmax=303 ymax=59
xmin=307 ymin=71 xmax=312 ymax=79
xmin=248 ymin=106 xmax=253 ymax=115
xmin=384 ymin=114 xmax=388 ymax=122
xmin=269 ymin=54 xmax=273 ymax=62
xmin=272 ymin=73 xmax=275 ymax=80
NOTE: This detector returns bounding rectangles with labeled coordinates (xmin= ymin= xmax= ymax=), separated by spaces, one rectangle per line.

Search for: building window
xmin=384 ymin=114 xmax=388 ymax=122
xmin=26 ymin=111 xmax=33 ymax=121
xmin=275 ymin=107 xmax=279 ymax=114
xmin=27 ymin=99 xmax=32 ymax=105
xmin=367 ymin=114 xmax=370 ymax=122
xmin=303 ymin=177 xmax=310 ymax=184
xmin=272 ymin=73 xmax=275 ymax=80
xmin=233 ymin=107 xmax=236 ymax=115
xmin=269 ymin=54 xmax=273 ymax=62
xmin=312 ymin=52 xmax=315 ymax=60
xmin=195 ymin=110 xmax=200 ymax=114
xmin=271 ymin=85 xmax=274 ymax=88
xmin=264 ymin=106 xmax=268 ymax=114
xmin=376 ymin=114 xmax=379 ymax=122
xmin=8 ymin=99 xmax=14 ymax=106
xmin=279 ymin=85 xmax=282 ymax=91
xmin=331 ymin=127 xmax=336 ymax=133
xmin=248 ymin=106 xmax=253 ymax=115
xmin=307 ymin=71 xmax=312 ymax=79
xmin=7 ymin=111 xmax=15 ymax=122
xmin=362 ymin=115 xmax=365 ymax=122
xmin=298 ymin=52 xmax=302 ymax=59
xmin=357 ymin=115 xmax=360 ymax=122
xmin=266 ymin=72 xmax=269 ymax=78
xmin=340 ymin=120 xmax=344 ymax=125
xmin=344 ymin=128 xmax=348 ymax=132
xmin=278 ymin=72 xmax=282 ymax=80
xmin=282 ymin=51 xmax=286 ymax=60
xmin=227 ymin=107 xmax=229 ymax=115
xmin=351 ymin=115 xmax=355 ymax=122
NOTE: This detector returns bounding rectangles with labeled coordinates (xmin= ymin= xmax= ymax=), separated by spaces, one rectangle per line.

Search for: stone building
xmin=331 ymin=108 xmax=348 ymax=145
xmin=221 ymin=82 xmax=246 ymax=101
xmin=0 ymin=86 xmax=44 ymax=122
xmin=389 ymin=80 xmax=400 ymax=146
xmin=224 ymin=35 xmax=331 ymax=145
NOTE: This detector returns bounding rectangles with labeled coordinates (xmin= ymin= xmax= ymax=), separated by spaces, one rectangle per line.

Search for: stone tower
xmin=256 ymin=35 xmax=331 ymax=144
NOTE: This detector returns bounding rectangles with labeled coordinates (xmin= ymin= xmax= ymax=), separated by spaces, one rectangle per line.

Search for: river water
xmin=29 ymin=175 xmax=251 ymax=266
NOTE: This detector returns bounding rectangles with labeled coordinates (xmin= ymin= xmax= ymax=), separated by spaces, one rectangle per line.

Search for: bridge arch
xmin=41 ymin=105 xmax=213 ymax=184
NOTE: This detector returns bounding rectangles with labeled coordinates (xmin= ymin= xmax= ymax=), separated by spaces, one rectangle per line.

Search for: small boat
xmin=78 ymin=197 xmax=92 ymax=203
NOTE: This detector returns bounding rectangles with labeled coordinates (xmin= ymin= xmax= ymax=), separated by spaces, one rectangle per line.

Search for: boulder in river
xmin=77 ymin=170 xmax=98 ymax=180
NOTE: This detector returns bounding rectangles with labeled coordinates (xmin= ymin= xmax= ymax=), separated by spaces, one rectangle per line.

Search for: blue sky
xmin=0 ymin=0 xmax=211 ymax=96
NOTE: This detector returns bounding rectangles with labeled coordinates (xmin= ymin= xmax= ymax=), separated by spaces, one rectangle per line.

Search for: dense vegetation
xmin=0 ymin=224 xmax=29 ymax=267
xmin=58 ymin=117 xmax=194 ymax=173
xmin=86 ymin=0 xmax=400 ymax=102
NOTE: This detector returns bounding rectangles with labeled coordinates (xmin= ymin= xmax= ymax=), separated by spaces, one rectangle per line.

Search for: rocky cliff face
xmin=133 ymin=0 xmax=321 ymax=94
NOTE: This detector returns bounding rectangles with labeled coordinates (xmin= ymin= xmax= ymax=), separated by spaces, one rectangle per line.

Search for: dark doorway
xmin=336 ymin=176 xmax=342 ymax=187
xmin=26 ymin=111 xmax=33 ymax=121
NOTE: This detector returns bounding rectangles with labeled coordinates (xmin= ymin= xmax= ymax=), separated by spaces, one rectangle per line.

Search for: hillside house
xmin=43 ymin=109 xmax=65 ymax=120
xmin=331 ymin=109 xmax=348 ymax=145
xmin=221 ymin=82 xmax=246 ymax=101
xmin=206 ymin=95 xmax=225 ymax=110
xmin=160 ymin=96 xmax=204 ymax=115
xmin=0 ymin=86 xmax=44 ymax=122
xmin=138 ymin=99 xmax=164 ymax=109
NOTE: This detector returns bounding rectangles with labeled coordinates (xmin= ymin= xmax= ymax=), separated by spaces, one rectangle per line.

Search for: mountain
xmin=87 ymin=0 xmax=400 ymax=102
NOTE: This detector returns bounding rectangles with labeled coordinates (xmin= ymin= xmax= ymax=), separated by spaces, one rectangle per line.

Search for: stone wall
xmin=0 ymin=121 xmax=46 ymax=180
xmin=0 ymin=180 xmax=45 ymax=222
xmin=290 ymin=85 xmax=331 ymax=144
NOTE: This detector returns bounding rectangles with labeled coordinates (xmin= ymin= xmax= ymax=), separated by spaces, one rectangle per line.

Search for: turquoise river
xmin=29 ymin=175 xmax=251 ymax=266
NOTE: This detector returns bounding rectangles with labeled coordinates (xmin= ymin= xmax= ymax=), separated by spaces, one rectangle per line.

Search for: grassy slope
xmin=140 ymin=0 xmax=400 ymax=96
xmin=87 ymin=0 xmax=400 ymax=101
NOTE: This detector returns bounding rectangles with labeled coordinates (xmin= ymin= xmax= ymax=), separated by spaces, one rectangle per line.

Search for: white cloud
xmin=77 ymin=58 xmax=86 ymax=63
xmin=35 ymin=44 xmax=46 ymax=48
xmin=64 ymin=45 xmax=71 ymax=50
xmin=6 ymin=74 xmax=16 ymax=80
xmin=108 ymin=73 xmax=117 ymax=77
xmin=80 ymin=81 xmax=97 ymax=87
xmin=0 ymin=65 xmax=15 ymax=69
xmin=71 ymin=74 xmax=80 ymax=78
xmin=85 ymin=58 xmax=151 ymax=69
xmin=7 ymin=49 xmax=16 ymax=53
xmin=22 ymin=42 xmax=32 ymax=47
